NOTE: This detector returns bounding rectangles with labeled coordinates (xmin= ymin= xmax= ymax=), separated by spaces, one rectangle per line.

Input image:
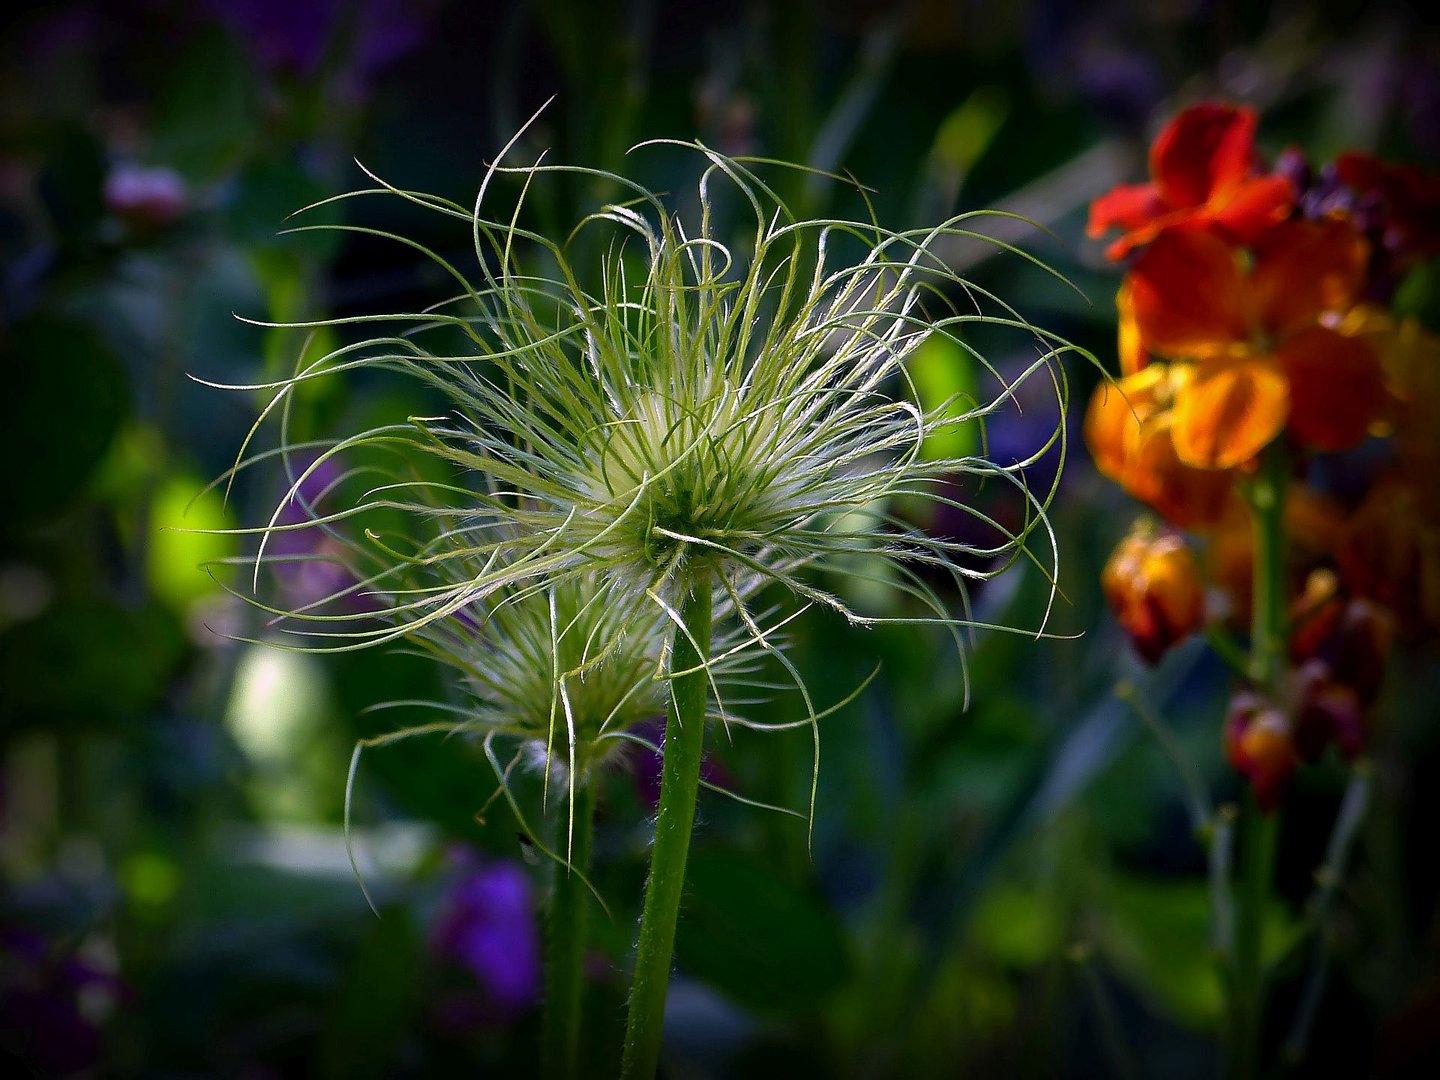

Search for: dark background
xmin=2 ymin=1 xmax=1438 ymax=1076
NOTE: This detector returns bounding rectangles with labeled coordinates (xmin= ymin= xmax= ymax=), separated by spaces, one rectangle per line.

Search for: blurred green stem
xmin=1231 ymin=792 xmax=1279 ymax=1079
xmin=1228 ymin=440 xmax=1288 ymax=1080
xmin=621 ymin=580 xmax=713 ymax=1079
xmin=542 ymin=780 xmax=597 ymax=1080
xmin=1247 ymin=444 xmax=1289 ymax=694
xmin=1075 ymin=946 xmax=1143 ymax=1080
xmin=1115 ymin=680 xmax=1211 ymax=834
xmin=1279 ymin=765 xmax=1371 ymax=1069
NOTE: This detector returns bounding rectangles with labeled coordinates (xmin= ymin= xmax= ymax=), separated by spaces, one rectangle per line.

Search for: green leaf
xmin=151 ymin=26 xmax=259 ymax=180
xmin=907 ymin=332 xmax=978 ymax=461
xmin=229 ymin=161 xmax=344 ymax=256
xmin=0 ymin=317 xmax=129 ymax=527
xmin=148 ymin=471 xmax=237 ymax=611
xmin=316 ymin=907 xmax=424 ymax=1080
xmin=931 ymin=87 xmax=1010 ymax=175
xmin=674 ymin=848 xmax=847 ymax=1012
xmin=37 ymin=126 xmax=107 ymax=244
xmin=0 ymin=600 xmax=184 ymax=733
xmin=971 ymin=882 xmax=1064 ymax=969
xmin=1094 ymin=874 xmax=1223 ymax=1027
xmin=1394 ymin=260 xmax=1440 ymax=332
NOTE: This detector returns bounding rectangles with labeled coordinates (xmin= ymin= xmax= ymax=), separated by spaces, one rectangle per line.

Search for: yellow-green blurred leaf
xmin=908 ymin=332 xmax=977 ymax=461
xmin=149 ymin=473 xmax=236 ymax=612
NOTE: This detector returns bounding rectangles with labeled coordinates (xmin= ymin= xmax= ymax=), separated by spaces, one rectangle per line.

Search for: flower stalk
xmin=621 ymin=580 xmax=713 ymax=1080
xmin=542 ymin=779 xmax=597 ymax=1080
xmin=1280 ymin=765 xmax=1371 ymax=1066
xmin=1228 ymin=439 xmax=1288 ymax=1080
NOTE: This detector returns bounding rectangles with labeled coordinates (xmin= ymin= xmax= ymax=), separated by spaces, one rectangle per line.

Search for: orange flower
xmin=1088 ymin=102 xmax=1293 ymax=260
xmin=1101 ymin=523 xmax=1206 ymax=664
xmin=1084 ymin=365 xmax=1235 ymax=528
xmin=1126 ymin=222 xmax=1382 ymax=467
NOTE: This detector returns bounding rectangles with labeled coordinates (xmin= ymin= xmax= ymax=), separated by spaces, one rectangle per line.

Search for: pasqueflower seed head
xmin=218 ymin=130 xmax=1078 ymax=688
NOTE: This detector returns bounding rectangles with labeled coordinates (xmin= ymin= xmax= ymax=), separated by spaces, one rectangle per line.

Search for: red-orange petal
xmin=1276 ymin=327 xmax=1382 ymax=451
xmin=1084 ymin=367 xmax=1167 ymax=482
xmin=1251 ymin=220 xmax=1369 ymax=338
xmin=1151 ymin=103 xmax=1258 ymax=210
xmin=1116 ymin=279 xmax=1148 ymax=375
xmin=1172 ymin=355 xmax=1288 ymax=469
xmin=1088 ymin=182 xmax=1166 ymax=239
xmin=1212 ymin=174 xmax=1295 ymax=245
xmin=1125 ymin=416 xmax=1236 ymax=529
xmin=1129 ymin=227 xmax=1248 ymax=356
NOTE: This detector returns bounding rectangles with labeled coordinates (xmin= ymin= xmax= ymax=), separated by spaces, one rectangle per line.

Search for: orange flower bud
xmin=1327 ymin=599 xmax=1393 ymax=707
xmin=1223 ymin=692 xmax=1297 ymax=810
xmin=1289 ymin=568 xmax=1345 ymax=663
xmin=1101 ymin=524 xmax=1206 ymax=664
xmin=1292 ymin=659 xmax=1368 ymax=761
xmin=1291 ymin=572 xmax=1393 ymax=707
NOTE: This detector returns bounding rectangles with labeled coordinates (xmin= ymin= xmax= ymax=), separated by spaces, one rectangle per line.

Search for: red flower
xmin=1125 ymin=221 xmax=1382 ymax=467
xmin=1088 ymin=102 xmax=1293 ymax=260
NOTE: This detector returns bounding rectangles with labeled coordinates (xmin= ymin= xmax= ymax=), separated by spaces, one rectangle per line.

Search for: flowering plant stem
xmin=1231 ymin=791 xmax=1279 ymax=1079
xmin=1229 ymin=441 xmax=1288 ymax=1080
xmin=621 ymin=579 xmax=713 ymax=1079
xmin=542 ymin=780 xmax=597 ymax=1080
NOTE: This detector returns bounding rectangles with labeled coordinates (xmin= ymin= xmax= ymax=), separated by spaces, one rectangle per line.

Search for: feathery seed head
xmin=416 ymin=574 xmax=670 ymax=785
xmin=216 ymin=126 xmax=1082 ymax=715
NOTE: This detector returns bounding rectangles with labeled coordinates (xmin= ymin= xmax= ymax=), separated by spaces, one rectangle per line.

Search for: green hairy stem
xmin=621 ymin=581 xmax=713 ymax=1079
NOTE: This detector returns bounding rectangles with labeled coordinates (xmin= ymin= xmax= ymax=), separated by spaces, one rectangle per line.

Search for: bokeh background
xmin=3 ymin=1 xmax=1438 ymax=1076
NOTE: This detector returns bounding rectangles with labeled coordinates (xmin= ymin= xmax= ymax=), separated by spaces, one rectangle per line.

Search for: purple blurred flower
xmin=628 ymin=717 xmax=730 ymax=810
xmin=929 ymin=365 xmax=1070 ymax=555
xmin=206 ymin=0 xmax=334 ymax=74
xmin=204 ymin=0 xmax=435 ymax=88
xmin=429 ymin=859 xmax=541 ymax=1017
xmin=269 ymin=456 xmax=370 ymax=611
xmin=103 ymin=163 xmax=188 ymax=228
xmin=1024 ymin=0 xmax=1163 ymax=130
xmin=0 ymin=927 xmax=122 ymax=1077
xmin=1073 ymin=47 xmax=1164 ymax=131
xmin=1400 ymin=59 xmax=1440 ymax=157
